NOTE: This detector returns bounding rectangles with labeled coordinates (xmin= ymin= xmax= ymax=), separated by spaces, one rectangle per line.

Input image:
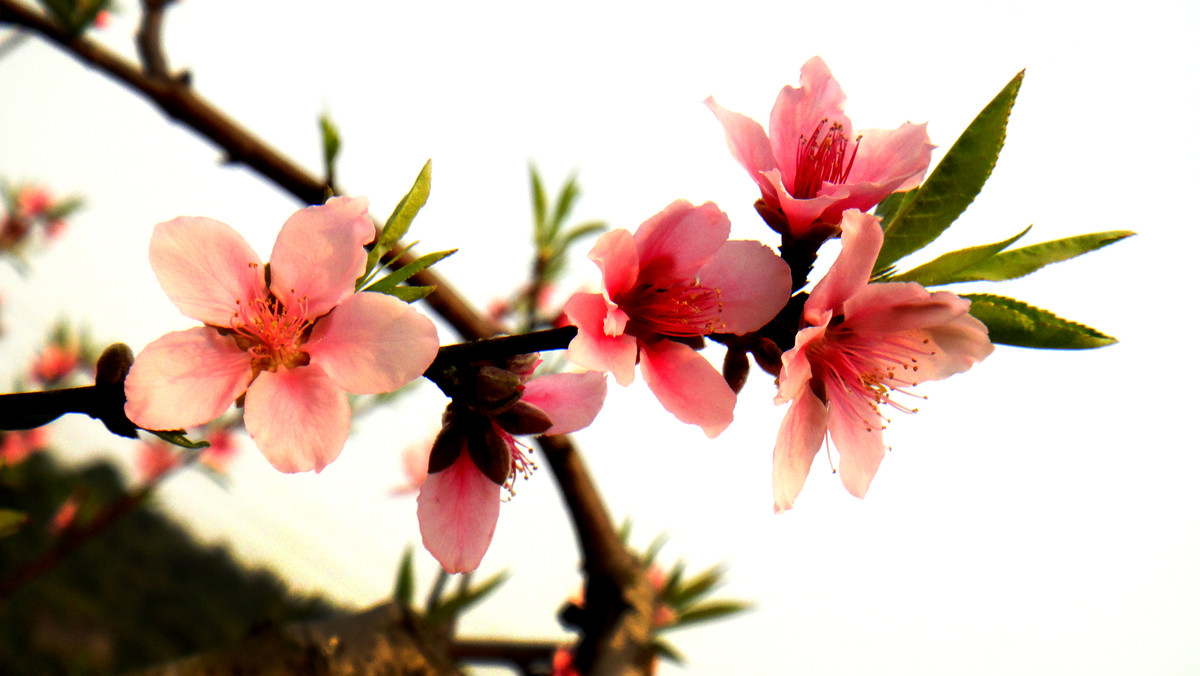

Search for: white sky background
xmin=1 ymin=1 xmax=1197 ymax=674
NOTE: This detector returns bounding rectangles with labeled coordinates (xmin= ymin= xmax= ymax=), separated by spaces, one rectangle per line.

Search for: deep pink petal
xmin=704 ymin=96 xmax=779 ymax=200
xmin=826 ymin=399 xmax=886 ymax=499
xmin=765 ymin=170 xmax=843 ymax=238
xmin=639 ymin=339 xmax=734 ymax=438
xmin=269 ymin=196 xmax=374 ymax=319
xmin=148 ymin=217 xmax=265 ymax=327
xmin=805 ymin=210 xmax=882 ymax=320
xmin=307 ymin=291 xmax=440 ymax=395
xmin=522 ymin=372 xmax=607 ymax=435
xmin=564 ymin=293 xmax=638 ymax=386
xmin=632 ymin=201 xmax=730 ymax=286
xmin=588 ymin=228 xmax=640 ymax=299
xmin=695 ymin=240 xmax=792 ymax=335
xmin=769 ymin=57 xmax=853 ymax=192
xmin=243 ymin=365 xmax=350 ymax=473
xmin=773 ymin=388 xmax=827 ymax=512
xmin=124 ymin=327 xmax=253 ymax=430
xmin=417 ymin=452 xmax=502 ymax=574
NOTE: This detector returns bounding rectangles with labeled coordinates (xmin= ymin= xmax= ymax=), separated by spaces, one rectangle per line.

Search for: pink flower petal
xmin=847 ymin=123 xmax=934 ymax=193
xmin=769 ymin=56 xmax=853 ymax=192
xmin=307 ymin=291 xmax=440 ymax=395
xmin=844 ymin=283 xmax=971 ymax=333
xmin=124 ymin=327 xmax=254 ymax=430
xmin=773 ymin=387 xmax=827 ymax=512
xmin=148 ymin=217 xmax=265 ymax=327
xmin=588 ymin=228 xmax=640 ymax=300
xmin=417 ymin=452 xmax=502 ymax=574
xmin=805 ymin=210 xmax=882 ymax=320
xmin=695 ymin=240 xmax=792 ymax=335
xmin=268 ymin=196 xmax=374 ymax=319
xmin=242 ymin=365 xmax=350 ymax=473
xmin=564 ymin=293 xmax=638 ymax=386
xmin=522 ymin=372 xmax=608 ymax=435
xmin=639 ymin=338 xmax=735 ymax=438
xmin=923 ymin=313 xmax=994 ymax=378
xmin=632 ymin=201 xmax=730 ymax=285
xmin=704 ymin=96 xmax=779 ymax=201
xmin=826 ymin=399 xmax=886 ymax=499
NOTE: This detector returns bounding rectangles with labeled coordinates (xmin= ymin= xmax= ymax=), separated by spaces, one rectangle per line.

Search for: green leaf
xmin=548 ymin=174 xmax=580 ymax=241
xmin=373 ymin=285 xmax=437 ymax=303
xmin=943 ymin=230 xmax=1134 ymax=284
xmin=364 ymin=160 xmax=433 ymax=277
xmin=319 ymin=113 xmax=341 ymax=180
xmin=149 ymin=429 xmax=211 ymax=450
xmin=667 ymin=601 xmax=752 ymax=630
xmin=558 ymin=220 xmax=607 ymax=247
xmin=873 ymin=189 xmax=918 ymax=227
xmin=886 ymin=226 xmax=1031 ymax=285
xmin=669 ymin=564 xmax=725 ymax=609
xmin=0 ymin=509 xmax=29 ymax=538
xmin=638 ymin=532 xmax=670 ymax=568
xmin=424 ymin=571 xmax=508 ymax=626
xmin=654 ymin=639 xmax=685 ymax=664
xmin=963 ymin=294 xmax=1117 ymax=349
xmin=874 ymin=70 xmax=1025 ymax=275
xmin=393 ymin=546 xmax=416 ymax=605
xmin=530 ymin=164 xmax=549 ymax=244
xmin=364 ymin=249 xmax=456 ymax=294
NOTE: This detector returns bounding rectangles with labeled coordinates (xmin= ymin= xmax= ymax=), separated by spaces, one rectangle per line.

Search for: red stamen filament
xmin=791 ymin=119 xmax=862 ymax=199
xmin=622 ymin=282 xmax=724 ymax=338
xmin=230 ymin=295 xmax=313 ymax=372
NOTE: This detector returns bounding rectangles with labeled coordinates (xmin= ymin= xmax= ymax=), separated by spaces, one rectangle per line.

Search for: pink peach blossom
xmin=706 ymin=57 xmax=933 ymax=241
xmin=124 ymin=196 xmax=440 ymax=473
xmin=563 ymin=200 xmax=790 ymax=437
xmin=30 ymin=343 xmax=81 ymax=386
xmin=773 ymin=210 xmax=993 ymax=510
xmin=418 ymin=369 xmax=607 ymax=573
xmin=0 ymin=427 xmax=49 ymax=466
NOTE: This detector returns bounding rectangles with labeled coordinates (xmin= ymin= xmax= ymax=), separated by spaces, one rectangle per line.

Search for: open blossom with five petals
xmin=416 ymin=366 xmax=607 ymax=573
xmin=563 ymin=200 xmax=791 ymax=437
xmin=772 ymin=210 xmax=993 ymax=510
xmin=124 ymin=196 xmax=440 ymax=473
xmin=706 ymin=56 xmax=933 ymax=241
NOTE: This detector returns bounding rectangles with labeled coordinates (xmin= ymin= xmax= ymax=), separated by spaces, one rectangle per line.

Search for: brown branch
xmin=135 ymin=0 xmax=174 ymax=79
xmin=0 ymin=5 xmax=654 ymax=674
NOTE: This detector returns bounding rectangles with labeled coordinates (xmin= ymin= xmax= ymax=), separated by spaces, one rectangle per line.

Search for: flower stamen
xmin=791 ymin=119 xmax=862 ymax=199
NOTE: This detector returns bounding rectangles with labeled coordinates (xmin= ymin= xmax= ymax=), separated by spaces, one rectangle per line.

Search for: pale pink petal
xmin=639 ymin=338 xmax=735 ymax=438
xmin=268 ymin=196 xmax=374 ymax=319
xmin=307 ymin=291 xmax=440 ymax=394
xmin=564 ymin=293 xmax=638 ymax=386
xmin=847 ymin=122 xmax=933 ymax=193
xmin=921 ymin=313 xmax=994 ymax=380
xmin=769 ymin=57 xmax=853 ymax=192
xmin=632 ymin=201 xmax=730 ymax=285
xmin=704 ymin=96 xmax=779 ymax=201
xmin=773 ymin=388 xmax=827 ymax=512
xmin=243 ymin=365 xmax=350 ymax=473
xmin=417 ymin=452 xmax=502 ymax=574
xmin=804 ymin=210 xmax=882 ymax=320
xmin=588 ymin=229 xmax=640 ymax=299
xmin=775 ymin=321 xmax=824 ymax=404
xmin=522 ymin=371 xmax=608 ymax=435
xmin=695 ymin=240 xmax=792 ymax=335
xmin=826 ymin=398 xmax=886 ymax=499
xmin=148 ymin=217 xmax=265 ymax=326
xmin=124 ymin=327 xmax=253 ymax=430
xmin=844 ymin=283 xmax=971 ymax=333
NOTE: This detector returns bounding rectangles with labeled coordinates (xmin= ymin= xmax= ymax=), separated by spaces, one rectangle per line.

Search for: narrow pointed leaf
xmin=944 ymin=230 xmax=1134 ymax=283
xmin=654 ymin=639 xmax=685 ymax=664
xmin=149 ymin=429 xmax=211 ymax=450
xmin=668 ymin=601 xmax=752 ymax=629
xmin=873 ymin=189 xmax=917 ymax=228
xmin=530 ymin=164 xmax=549 ymax=244
xmin=886 ymin=226 xmax=1031 ymax=285
xmin=319 ymin=114 xmax=341 ymax=181
xmin=364 ymin=249 xmax=457 ymax=293
xmin=393 ymin=546 xmax=416 ymax=605
xmin=548 ymin=175 xmax=580 ymax=241
xmin=559 ymin=221 xmax=607 ymax=247
xmin=365 ymin=160 xmax=433 ymax=275
xmin=874 ymin=70 xmax=1025 ymax=275
xmin=661 ymin=561 xmax=686 ymax=601
xmin=374 ymin=285 xmax=437 ymax=303
xmin=424 ymin=571 xmax=509 ymax=625
xmin=670 ymin=564 xmax=725 ymax=609
xmin=963 ymin=293 xmax=1117 ymax=349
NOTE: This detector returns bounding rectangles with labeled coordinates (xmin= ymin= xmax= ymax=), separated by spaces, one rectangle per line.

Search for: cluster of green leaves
xmin=871 ymin=70 xmax=1131 ymax=349
xmin=392 ymin=545 xmax=507 ymax=629
xmin=36 ymin=0 xmax=110 ymax=36
xmin=354 ymin=160 xmax=456 ymax=303
xmin=624 ymin=525 xmax=751 ymax=665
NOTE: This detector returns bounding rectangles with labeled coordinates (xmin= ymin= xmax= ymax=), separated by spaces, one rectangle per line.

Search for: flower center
xmin=230 ymin=294 xmax=313 ymax=374
xmin=621 ymin=282 xmax=724 ymax=339
xmin=810 ymin=327 xmax=932 ymax=432
xmin=791 ymin=119 xmax=861 ymax=200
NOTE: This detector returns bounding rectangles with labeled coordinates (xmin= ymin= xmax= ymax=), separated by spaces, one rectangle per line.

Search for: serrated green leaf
xmin=963 ymin=294 xmax=1117 ymax=349
xmin=669 ymin=564 xmax=725 ymax=609
xmin=394 ymin=546 xmax=416 ymax=605
xmin=874 ymin=71 xmax=1025 ymax=275
xmin=365 ymin=249 xmax=456 ymax=294
xmin=654 ymin=639 xmax=685 ymax=664
xmin=0 ymin=509 xmax=29 ymax=538
xmin=873 ymin=189 xmax=917 ymax=228
xmin=364 ymin=160 xmax=433 ymax=276
xmin=944 ymin=230 xmax=1134 ymax=283
xmin=530 ymin=164 xmax=549 ymax=244
xmin=667 ymin=601 xmax=752 ymax=630
xmin=372 ymin=285 xmax=437 ymax=303
xmin=424 ymin=571 xmax=508 ymax=625
xmin=149 ymin=429 xmax=211 ymax=450
xmin=886 ymin=226 xmax=1031 ymax=285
